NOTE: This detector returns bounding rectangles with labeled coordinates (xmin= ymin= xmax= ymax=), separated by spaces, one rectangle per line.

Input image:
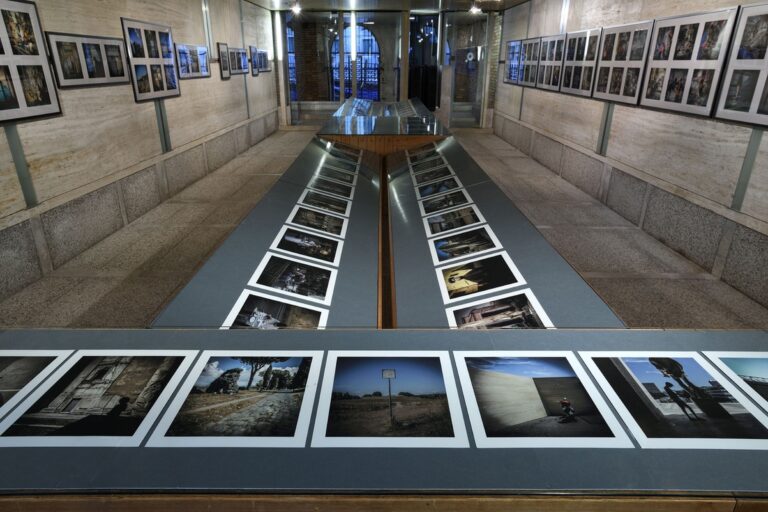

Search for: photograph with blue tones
xmin=718 ymin=356 xmax=768 ymax=402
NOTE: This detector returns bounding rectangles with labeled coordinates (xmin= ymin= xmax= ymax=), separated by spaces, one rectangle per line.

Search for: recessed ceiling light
xmin=291 ymin=3 xmax=301 ymax=14
xmin=469 ymin=5 xmax=482 ymax=14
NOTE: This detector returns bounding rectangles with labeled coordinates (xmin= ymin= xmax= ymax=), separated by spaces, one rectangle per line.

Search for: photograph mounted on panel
xmin=248 ymin=252 xmax=337 ymax=306
xmin=411 ymin=164 xmax=455 ymax=186
xmin=147 ymin=351 xmax=323 ymax=447
xmin=269 ymin=225 xmax=344 ymax=267
xmin=175 ymin=43 xmax=210 ymax=79
xmin=0 ymin=0 xmax=60 ymax=122
xmin=286 ymin=204 xmax=348 ymax=239
xmin=455 ymin=351 xmax=632 ymax=448
xmin=435 ymin=251 xmax=526 ymax=304
xmin=444 ymin=288 xmax=553 ymax=329
xmin=641 ymin=9 xmax=736 ymax=116
xmin=422 ymin=204 xmax=486 ymax=237
xmin=535 ymin=34 xmax=564 ymax=91
xmin=217 ymin=42 xmax=230 ymax=79
xmin=504 ymin=40 xmax=522 ymax=84
xmin=311 ymin=351 xmax=469 ymax=448
xmin=248 ymin=45 xmax=259 ymax=77
xmin=121 ymin=18 xmax=179 ymax=102
xmin=0 ymin=350 xmax=195 ymax=447
xmin=47 ymin=32 xmax=128 ymax=88
xmin=418 ymin=188 xmax=472 ymax=216
xmin=0 ymin=351 xmax=70 ymax=421
xmin=308 ymin=176 xmax=354 ymax=200
xmin=316 ymin=165 xmax=356 ymax=185
xmin=222 ymin=289 xmax=328 ymax=330
xmin=427 ymin=224 xmax=502 ymax=266
xmin=416 ymin=176 xmax=463 ymax=200
xmin=716 ymin=4 xmax=768 ymax=126
xmin=228 ymin=47 xmax=248 ymax=75
xmin=519 ymin=37 xmax=541 ymax=87
xmin=594 ymin=21 xmax=654 ymax=104
xmin=582 ymin=352 xmax=768 ymax=449
xmin=410 ymin=154 xmax=446 ymax=174
xmin=257 ymin=49 xmax=271 ymax=72
xmin=298 ymin=189 xmax=351 ymax=217
xmin=561 ymin=28 xmax=600 ymax=96
xmin=706 ymin=352 xmax=768 ymax=413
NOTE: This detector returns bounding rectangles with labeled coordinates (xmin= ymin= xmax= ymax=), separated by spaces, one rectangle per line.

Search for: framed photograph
xmin=311 ymin=351 xmax=469 ymax=448
xmin=298 ymin=189 xmax=352 ymax=217
xmin=217 ymin=41 xmax=230 ymax=79
xmin=445 ymin=288 xmax=553 ymax=329
xmin=222 ymin=289 xmax=328 ymax=330
xmin=455 ymin=351 xmax=632 ymax=448
xmin=519 ymin=37 xmax=541 ymax=87
xmin=269 ymin=225 xmax=344 ymax=267
xmin=47 ymin=32 xmax=128 ymax=88
xmin=415 ymin=175 xmax=463 ymax=200
xmin=706 ymin=352 xmax=768 ymax=413
xmin=248 ymin=252 xmax=338 ymax=306
xmin=0 ymin=350 xmax=71 ymax=421
xmin=411 ymin=164 xmax=455 ymax=187
xmin=0 ymin=0 xmax=60 ymax=122
xmin=561 ymin=28 xmax=601 ymax=96
xmin=418 ymin=188 xmax=473 ymax=217
xmin=175 ymin=43 xmax=210 ymax=79
xmin=228 ymin=47 xmax=248 ymax=75
xmin=715 ymin=4 xmax=768 ymax=126
xmin=257 ymin=49 xmax=271 ymax=72
xmin=407 ymin=147 xmax=440 ymax=164
xmin=641 ymin=8 xmax=737 ymax=116
xmin=422 ymin=204 xmax=486 ymax=237
xmin=582 ymin=351 xmax=768 ymax=449
xmin=593 ymin=21 xmax=654 ymax=104
xmin=248 ymin=45 xmax=259 ymax=76
xmin=307 ymin=176 xmax=354 ymax=200
xmin=536 ymin=34 xmax=565 ymax=91
xmin=147 ymin=351 xmax=323 ymax=447
xmin=316 ymin=165 xmax=356 ymax=186
xmin=504 ymin=40 xmax=523 ymax=84
xmin=410 ymin=154 xmax=446 ymax=174
xmin=121 ymin=18 xmax=179 ymax=102
xmin=435 ymin=251 xmax=527 ymax=304
xmin=0 ymin=350 xmax=196 ymax=447
xmin=406 ymin=142 xmax=437 ymax=159
xmin=427 ymin=224 xmax=502 ymax=266
xmin=285 ymin=204 xmax=348 ymax=239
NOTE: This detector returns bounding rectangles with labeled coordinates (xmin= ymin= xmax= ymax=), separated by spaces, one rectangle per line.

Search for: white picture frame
xmin=297 ymin=188 xmax=352 ymax=217
xmin=248 ymin=252 xmax=338 ymax=307
xmin=285 ymin=204 xmax=349 ymax=239
xmin=417 ymin=188 xmax=474 ymax=217
xmin=560 ymin=28 xmax=601 ymax=96
xmin=444 ymin=287 xmax=554 ymax=329
xmin=434 ymin=251 xmax=527 ymax=304
xmin=269 ymin=224 xmax=345 ymax=267
xmin=221 ymin=289 xmax=329 ymax=330
xmin=426 ymin=223 xmax=503 ymax=266
xmin=422 ymin=203 xmax=487 ymax=238
xmin=175 ymin=42 xmax=210 ymax=79
xmin=121 ymin=17 xmax=180 ymax=102
xmin=307 ymin=176 xmax=355 ymax=201
xmin=536 ymin=34 xmax=565 ymax=91
xmin=519 ymin=37 xmax=541 ymax=87
xmin=705 ymin=352 xmax=768 ymax=414
xmin=593 ymin=20 xmax=654 ymax=104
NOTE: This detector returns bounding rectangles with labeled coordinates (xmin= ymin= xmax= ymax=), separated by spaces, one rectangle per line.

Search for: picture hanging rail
xmin=47 ymin=32 xmax=129 ymax=88
xmin=593 ymin=20 xmax=654 ymax=104
xmin=121 ymin=17 xmax=180 ymax=102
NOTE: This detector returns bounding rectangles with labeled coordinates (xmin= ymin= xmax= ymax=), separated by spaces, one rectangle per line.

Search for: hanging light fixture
xmin=290 ymin=2 xmax=301 ymax=14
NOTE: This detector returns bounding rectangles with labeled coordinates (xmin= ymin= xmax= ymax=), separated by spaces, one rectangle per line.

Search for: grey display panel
xmin=391 ymin=137 xmax=624 ymax=329
xmin=0 ymin=329 xmax=767 ymax=493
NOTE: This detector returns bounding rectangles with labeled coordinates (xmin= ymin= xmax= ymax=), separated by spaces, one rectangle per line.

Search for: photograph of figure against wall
xmin=665 ymin=68 xmax=687 ymax=102
xmin=436 ymin=252 xmax=525 ymax=303
xmin=420 ymin=190 xmax=471 ymax=216
xmin=445 ymin=289 xmax=552 ymax=329
xmin=698 ymin=20 xmax=727 ymax=60
xmin=653 ymin=26 xmax=674 ymax=60
xmin=724 ymin=69 xmax=759 ymax=111
xmin=299 ymin=189 xmax=350 ymax=216
xmin=630 ymin=29 xmax=648 ymax=60
xmin=55 ymin=41 xmax=82 ymax=80
xmin=424 ymin=205 xmax=484 ymax=236
xmin=3 ymin=9 xmax=37 ymax=55
xmin=223 ymin=290 xmax=328 ymax=330
xmin=738 ymin=14 xmax=768 ymax=59
xmin=674 ymin=23 xmax=698 ymax=60
xmin=687 ymin=69 xmax=714 ymax=106
xmin=250 ymin=253 xmax=336 ymax=306
xmin=417 ymin=177 xmax=461 ymax=199
xmin=584 ymin=352 xmax=768 ymax=449
xmin=429 ymin=225 xmax=500 ymax=265
xmin=707 ymin=353 xmax=768 ymax=412
xmin=18 ymin=65 xmax=50 ymax=106
xmin=287 ymin=205 xmax=346 ymax=238
xmin=0 ymin=354 xmax=60 ymax=413
xmin=82 ymin=43 xmax=105 ymax=78
xmin=623 ymin=68 xmax=639 ymax=97
xmin=272 ymin=226 xmax=342 ymax=266
xmin=602 ymin=33 xmax=616 ymax=61
xmin=456 ymin=352 xmax=631 ymax=448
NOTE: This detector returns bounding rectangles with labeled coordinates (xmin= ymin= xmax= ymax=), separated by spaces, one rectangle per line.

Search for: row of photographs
xmin=219 ymin=140 xmax=363 ymax=329
xmin=2 ymin=350 xmax=768 ymax=450
xmin=504 ymin=3 xmax=768 ymax=126
xmin=405 ymin=143 xmax=553 ymax=329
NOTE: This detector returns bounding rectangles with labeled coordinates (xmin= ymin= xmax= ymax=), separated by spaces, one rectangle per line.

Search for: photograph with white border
xmin=435 ymin=251 xmax=527 ymax=304
xmin=316 ymin=165 xmax=357 ymax=186
xmin=581 ymin=351 xmax=768 ymax=449
xmin=312 ymin=351 xmax=469 ymax=448
xmin=0 ymin=350 xmax=196 ymax=447
xmin=445 ymin=288 xmax=553 ymax=329
xmin=307 ymin=176 xmax=355 ymax=201
xmin=221 ymin=289 xmax=329 ymax=330
xmin=418 ymin=189 xmax=473 ymax=217
xmin=269 ymin=225 xmax=345 ymax=267
xmin=147 ymin=351 xmax=323 ymax=448
xmin=427 ymin=224 xmax=503 ymax=266
xmin=411 ymin=164 xmax=455 ymax=187
xmin=415 ymin=176 xmax=464 ymax=200
xmin=0 ymin=350 xmax=71 ymax=421
xmin=455 ymin=351 xmax=633 ymax=448
xmin=706 ymin=352 xmax=768 ymax=414
xmin=248 ymin=252 xmax=338 ymax=307
xmin=285 ymin=204 xmax=348 ymax=239
xmin=406 ymin=142 xmax=437 ymax=157
xmin=422 ymin=204 xmax=487 ymax=238
xmin=407 ymin=148 xmax=441 ymax=166
xmin=410 ymin=155 xmax=447 ymax=174
xmin=297 ymin=189 xmax=352 ymax=217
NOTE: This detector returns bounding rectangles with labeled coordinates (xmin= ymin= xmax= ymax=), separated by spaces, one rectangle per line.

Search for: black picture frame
xmin=217 ymin=41 xmax=230 ymax=79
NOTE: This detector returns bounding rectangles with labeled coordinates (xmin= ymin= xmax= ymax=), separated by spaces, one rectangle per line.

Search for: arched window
xmin=331 ymin=25 xmax=380 ymax=101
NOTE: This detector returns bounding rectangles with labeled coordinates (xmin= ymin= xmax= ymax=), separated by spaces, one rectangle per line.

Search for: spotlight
xmin=291 ymin=3 xmax=301 ymax=14
xmin=469 ymin=5 xmax=482 ymax=14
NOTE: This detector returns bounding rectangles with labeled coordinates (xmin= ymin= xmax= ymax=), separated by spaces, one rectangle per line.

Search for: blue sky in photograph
xmin=622 ymin=357 xmax=717 ymax=391
xmin=465 ymin=357 xmax=575 ymax=378
xmin=332 ymin=357 xmax=446 ymax=396
xmin=194 ymin=356 xmax=302 ymax=388
xmin=721 ymin=358 xmax=768 ymax=379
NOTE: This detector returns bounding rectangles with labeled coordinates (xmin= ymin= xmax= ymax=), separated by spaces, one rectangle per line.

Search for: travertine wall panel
xmin=496 ymin=3 xmax=528 ymax=120
xmin=527 ymin=0 xmax=562 ymax=38
xmin=742 ymin=137 xmax=768 ymax=224
xmin=0 ymin=131 xmax=25 ymax=219
xmin=607 ymin=106 xmax=750 ymax=207
xmin=242 ymin=1 xmax=278 ymax=118
xmin=521 ymin=88 xmax=602 ymax=151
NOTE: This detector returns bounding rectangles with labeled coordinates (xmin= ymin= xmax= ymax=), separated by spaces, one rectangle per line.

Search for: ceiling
xmin=246 ymin=0 xmax=526 ymax=12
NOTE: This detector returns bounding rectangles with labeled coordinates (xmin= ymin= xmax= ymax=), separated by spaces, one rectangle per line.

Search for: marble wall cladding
xmin=521 ymin=89 xmax=603 ymax=151
xmin=532 ymin=132 xmax=564 ymax=172
xmin=504 ymin=118 xmax=532 ymax=153
xmin=0 ymin=131 xmax=25 ymax=219
xmin=606 ymin=169 xmax=648 ymax=225
xmin=502 ymin=1 xmax=530 ymax=40
xmin=741 ymin=136 xmax=768 ymax=224
xmin=0 ymin=220 xmax=42 ymax=301
xmin=607 ymin=106 xmax=750 ymax=208
xmin=527 ymin=0 xmax=563 ymax=38
xmin=164 ymin=145 xmax=207 ymax=197
xmin=495 ymin=80 xmax=523 ymax=120
xmin=120 ymin=166 xmax=162 ymax=224
xmin=721 ymin=225 xmax=768 ymax=309
xmin=242 ymin=2 xmax=278 ymax=119
xmin=560 ymin=146 xmax=604 ymax=199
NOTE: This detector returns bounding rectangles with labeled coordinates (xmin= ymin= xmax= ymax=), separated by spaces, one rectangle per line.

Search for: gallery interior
xmin=0 ymin=0 xmax=767 ymax=510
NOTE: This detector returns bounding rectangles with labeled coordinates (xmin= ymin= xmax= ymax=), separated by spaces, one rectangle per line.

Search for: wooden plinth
xmin=321 ymin=134 xmax=445 ymax=155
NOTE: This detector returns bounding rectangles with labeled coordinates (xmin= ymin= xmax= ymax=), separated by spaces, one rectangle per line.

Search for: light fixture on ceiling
xmin=469 ymin=4 xmax=482 ymax=14
xmin=290 ymin=2 xmax=301 ymax=14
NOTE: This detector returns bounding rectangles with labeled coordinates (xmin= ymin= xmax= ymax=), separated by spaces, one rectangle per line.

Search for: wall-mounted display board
xmin=0 ymin=0 xmax=60 ymax=122
xmin=175 ymin=43 xmax=210 ymax=79
xmin=519 ymin=37 xmax=540 ymax=86
xmin=640 ymin=8 xmax=737 ymax=116
xmin=121 ymin=18 xmax=179 ymax=102
xmin=248 ymin=45 xmax=259 ymax=76
xmin=715 ymin=3 xmax=768 ymax=126
xmin=560 ymin=28 xmax=601 ymax=96
xmin=228 ymin=47 xmax=248 ymax=75
xmin=256 ymin=48 xmax=271 ymax=72
xmin=217 ymin=42 xmax=229 ymax=79
xmin=536 ymin=34 xmax=564 ymax=91
xmin=593 ymin=21 xmax=654 ymax=104
xmin=504 ymin=40 xmax=522 ymax=84
xmin=47 ymin=32 xmax=129 ymax=88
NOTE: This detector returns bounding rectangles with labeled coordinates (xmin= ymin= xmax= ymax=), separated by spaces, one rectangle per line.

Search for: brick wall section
xmin=292 ymin=21 xmax=331 ymax=101
xmin=487 ymin=13 xmax=502 ymax=109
